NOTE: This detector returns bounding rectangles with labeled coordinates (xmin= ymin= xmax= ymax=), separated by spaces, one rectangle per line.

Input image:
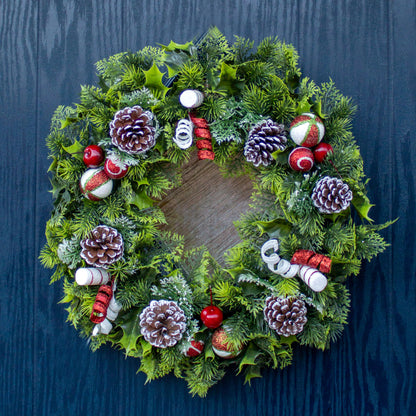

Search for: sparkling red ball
xmin=288 ymin=147 xmax=315 ymax=172
xmin=185 ymin=340 xmax=205 ymax=357
xmin=83 ymin=145 xmax=105 ymax=168
xmin=104 ymin=157 xmax=129 ymax=179
xmin=200 ymin=305 xmax=223 ymax=329
xmin=313 ymin=142 xmax=333 ymax=163
xmin=211 ymin=328 xmax=243 ymax=359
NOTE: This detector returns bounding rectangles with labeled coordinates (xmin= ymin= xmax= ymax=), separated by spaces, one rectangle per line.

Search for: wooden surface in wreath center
xmin=158 ymin=152 xmax=253 ymax=264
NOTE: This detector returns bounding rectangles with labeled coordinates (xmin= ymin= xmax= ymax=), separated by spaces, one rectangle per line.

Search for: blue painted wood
xmin=1 ymin=0 xmax=415 ymax=415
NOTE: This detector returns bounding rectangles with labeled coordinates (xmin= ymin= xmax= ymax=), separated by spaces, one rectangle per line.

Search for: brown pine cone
xmin=264 ymin=296 xmax=307 ymax=337
xmin=140 ymin=300 xmax=187 ymax=348
xmin=244 ymin=120 xmax=287 ymax=167
xmin=80 ymin=225 xmax=123 ymax=268
xmin=109 ymin=106 xmax=156 ymax=154
xmin=312 ymin=176 xmax=353 ymax=214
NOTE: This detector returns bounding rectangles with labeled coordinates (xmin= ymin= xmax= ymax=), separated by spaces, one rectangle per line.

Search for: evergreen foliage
xmin=41 ymin=28 xmax=390 ymax=397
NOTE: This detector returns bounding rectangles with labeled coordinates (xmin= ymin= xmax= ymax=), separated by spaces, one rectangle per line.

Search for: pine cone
xmin=244 ymin=120 xmax=287 ymax=167
xmin=140 ymin=300 xmax=187 ymax=348
xmin=264 ymin=296 xmax=307 ymax=337
xmin=109 ymin=106 xmax=156 ymax=154
xmin=312 ymin=176 xmax=353 ymax=214
xmin=80 ymin=225 xmax=124 ymax=268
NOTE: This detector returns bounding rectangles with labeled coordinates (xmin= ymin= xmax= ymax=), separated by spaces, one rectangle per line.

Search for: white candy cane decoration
xmin=173 ymin=119 xmax=193 ymax=149
xmin=75 ymin=267 xmax=110 ymax=286
xmin=261 ymin=239 xmax=327 ymax=292
xmin=92 ymin=296 xmax=122 ymax=336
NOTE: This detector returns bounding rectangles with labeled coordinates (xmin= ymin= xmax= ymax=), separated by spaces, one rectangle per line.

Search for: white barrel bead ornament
xmin=75 ymin=267 xmax=111 ymax=286
xmin=92 ymin=296 xmax=122 ymax=336
xmin=179 ymin=89 xmax=204 ymax=109
xmin=173 ymin=119 xmax=193 ymax=149
xmin=261 ymin=239 xmax=281 ymax=265
xmin=297 ymin=265 xmax=327 ymax=292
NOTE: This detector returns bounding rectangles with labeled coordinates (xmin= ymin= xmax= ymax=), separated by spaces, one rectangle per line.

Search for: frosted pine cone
xmin=109 ymin=106 xmax=156 ymax=154
xmin=140 ymin=300 xmax=187 ymax=348
xmin=244 ymin=120 xmax=287 ymax=167
xmin=264 ymin=296 xmax=307 ymax=337
xmin=80 ymin=225 xmax=123 ymax=268
xmin=312 ymin=176 xmax=353 ymax=214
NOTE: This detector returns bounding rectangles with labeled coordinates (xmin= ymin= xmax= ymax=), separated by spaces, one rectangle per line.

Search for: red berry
xmin=313 ymin=143 xmax=333 ymax=163
xmin=83 ymin=145 xmax=105 ymax=167
xmin=200 ymin=305 xmax=223 ymax=329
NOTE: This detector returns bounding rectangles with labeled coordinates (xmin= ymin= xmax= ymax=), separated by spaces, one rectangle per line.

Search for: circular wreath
xmin=41 ymin=28 xmax=390 ymax=397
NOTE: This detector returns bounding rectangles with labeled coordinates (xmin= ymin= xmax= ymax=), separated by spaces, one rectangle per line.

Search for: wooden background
xmin=1 ymin=1 xmax=415 ymax=415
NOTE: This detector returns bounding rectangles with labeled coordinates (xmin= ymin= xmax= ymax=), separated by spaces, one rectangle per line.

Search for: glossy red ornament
xmin=83 ymin=145 xmax=105 ymax=167
xmin=185 ymin=340 xmax=205 ymax=357
xmin=313 ymin=142 xmax=333 ymax=163
xmin=104 ymin=156 xmax=129 ymax=179
xmin=200 ymin=305 xmax=223 ymax=329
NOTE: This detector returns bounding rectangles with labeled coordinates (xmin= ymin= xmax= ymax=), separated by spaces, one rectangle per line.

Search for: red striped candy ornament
xmin=290 ymin=113 xmax=325 ymax=147
xmin=104 ymin=155 xmax=129 ymax=179
xmin=288 ymin=147 xmax=315 ymax=172
xmin=80 ymin=167 xmax=113 ymax=201
xmin=184 ymin=340 xmax=205 ymax=357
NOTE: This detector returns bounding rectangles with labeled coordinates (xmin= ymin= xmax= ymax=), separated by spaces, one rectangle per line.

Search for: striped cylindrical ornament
xmin=189 ymin=113 xmax=215 ymax=160
xmin=75 ymin=267 xmax=111 ymax=286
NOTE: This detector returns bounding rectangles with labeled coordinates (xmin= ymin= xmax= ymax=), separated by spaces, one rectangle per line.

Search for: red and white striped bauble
xmin=290 ymin=113 xmax=325 ymax=147
xmin=80 ymin=167 xmax=113 ymax=201
xmin=104 ymin=155 xmax=129 ymax=179
xmin=184 ymin=340 xmax=205 ymax=357
xmin=288 ymin=147 xmax=314 ymax=172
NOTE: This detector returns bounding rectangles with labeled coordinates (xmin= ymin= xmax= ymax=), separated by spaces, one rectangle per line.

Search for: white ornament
xmin=92 ymin=295 xmax=122 ymax=336
xmin=79 ymin=167 xmax=113 ymax=201
xmin=173 ymin=119 xmax=193 ymax=149
xmin=297 ymin=265 xmax=327 ymax=292
xmin=75 ymin=267 xmax=111 ymax=286
xmin=179 ymin=89 xmax=204 ymax=108
xmin=260 ymin=239 xmax=327 ymax=292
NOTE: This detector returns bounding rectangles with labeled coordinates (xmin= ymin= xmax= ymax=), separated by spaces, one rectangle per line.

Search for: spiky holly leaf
xmin=129 ymin=190 xmax=155 ymax=210
xmin=254 ymin=218 xmax=292 ymax=238
xmin=119 ymin=308 xmax=143 ymax=356
xmin=238 ymin=342 xmax=262 ymax=374
xmin=352 ymin=194 xmax=375 ymax=222
xmin=217 ymin=62 xmax=244 ymax=95
xmin=63 ymin=140 xmax=85 ymax=161
xmin=143 ymin=63 xmax=169 ymax=99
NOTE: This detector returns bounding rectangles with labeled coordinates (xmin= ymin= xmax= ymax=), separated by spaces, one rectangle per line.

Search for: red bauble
xmin=104 ymin=156 xmax=129 ymax=179
xmin=83 ymin=145 xmax=105 ymax=167
xmin=288 ymin=147 xmax=314 ymax=172
xmin=313 ymin=142 xmax=333 ymax=163
xmin=200 ymin=305 xmax=223 ymax=329
xmin=185 ymin=340 xmax=205 ymax=357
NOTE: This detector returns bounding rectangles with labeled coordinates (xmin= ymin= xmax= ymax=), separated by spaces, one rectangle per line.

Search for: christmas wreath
xmin=41 ymin=28 xmax=391 ymax=397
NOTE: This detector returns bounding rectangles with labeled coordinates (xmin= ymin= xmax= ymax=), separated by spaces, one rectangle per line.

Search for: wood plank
xmin=159 ymin=152 xmax=253 ymax=264
xmin=0 ymin=1 xmax=38 ymax=415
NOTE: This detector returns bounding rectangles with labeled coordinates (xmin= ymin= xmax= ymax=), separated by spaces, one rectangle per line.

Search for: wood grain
xmin=1 ymin=0 xmax=415 ymax=415
xmin=158 ymin=152 xmax=253 ymax=264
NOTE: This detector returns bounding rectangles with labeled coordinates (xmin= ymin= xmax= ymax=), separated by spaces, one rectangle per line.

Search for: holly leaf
xmin=143 ymin=63 xmax=169 ymax=99
xmin=62 ymin=140 xmax=84 ymax=160
xmin=312 ymin=99 xmax=327 ymax=119
xmin=296 ymin=98 xmax=312 ymax=114
xmin=119 ymin=309 xmax=143 ymax=356
xmin=243 ymin=365 xmax=262 ymax=384
xmin=159 ymin=40 xmax=194 ymax=52
xmin=48 ymin=157 xmax=58 ymax=172
xmin=238 ymin=343 xmax=262 ymax=374
xmin=217 ymin=62 xmax=243 ymax=95
xmin=60 ymin=117 xmax=79 ymax=129
xmin=352 ymin=194 xmax=374 ymax=222
xmin=271 ymin=148 xmax=290 ymax=164
xmin=254 ymin=218 xmax=292 ymax=238
xmin=129 ymin=190 xmax=155 ymax=210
